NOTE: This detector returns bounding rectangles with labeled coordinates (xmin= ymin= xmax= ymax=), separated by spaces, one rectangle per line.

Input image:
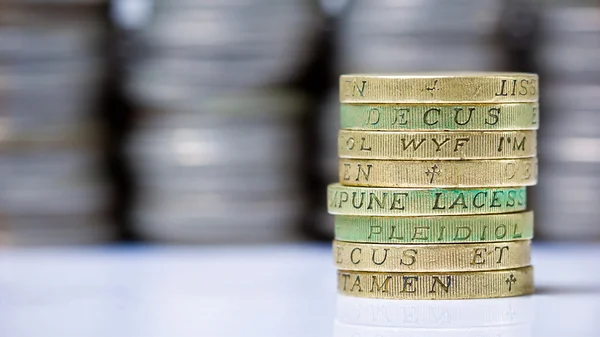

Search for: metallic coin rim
xmin=338 ymin=130 xmax=537 ymax=160
xmin=334 ymin=212 xmax=534 ymax=244
xmin=339 ymin=102 xmax=539 ymax=131
xmin=338 ymin=158 xmax=538 ymax=188
xmin=327 ymin=184 xmax=527 ymax=216
xmin=337 ymin=267 xmax=534 ymax=300
xmin=333 ymin=240 xmax=531 ymax=272
xmin=340 ymin=73 xmax=538 ymax=103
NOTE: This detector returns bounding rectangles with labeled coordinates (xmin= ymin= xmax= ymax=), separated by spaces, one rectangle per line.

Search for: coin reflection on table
xmin=335 ymin=294 xmax=533 ymax=337
xmin=336 ymin=295 xmax=534 ymax=328
xmin=334 ymin=321 xmax=532 ymax=337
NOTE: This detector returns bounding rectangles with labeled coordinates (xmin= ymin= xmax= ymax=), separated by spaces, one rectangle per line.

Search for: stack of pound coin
xmin=328 ymin=73 xmax=539 ymax=299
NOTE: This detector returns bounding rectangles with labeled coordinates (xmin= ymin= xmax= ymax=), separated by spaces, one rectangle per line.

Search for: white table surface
xmin=0 ymin=243 xmax=598 ymax=337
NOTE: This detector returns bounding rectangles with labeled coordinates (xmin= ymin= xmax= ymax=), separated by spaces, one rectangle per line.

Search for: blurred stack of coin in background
xmin=124 ymin=0 xmax=321 ymax=243
xmin=339 ymin=0 xmax=506 ymax=74
xmin=313 ymin=0 xmax=509 ymax=239
xmin=0 ymin=1 xmax=114 ymax=245
xmin=329 ymin=73 xmax=538 ymax=299
xmin=535 ymin=0 xmax=600 ymax=240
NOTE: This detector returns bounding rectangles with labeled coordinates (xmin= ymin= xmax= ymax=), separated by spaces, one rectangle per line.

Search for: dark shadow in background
xmin=99 ymin=2 xmax=136 ymax=241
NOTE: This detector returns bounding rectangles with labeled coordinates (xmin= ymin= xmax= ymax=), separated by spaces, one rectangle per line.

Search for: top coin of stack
xmin=329 ymin=73 xmax=539 ymax=300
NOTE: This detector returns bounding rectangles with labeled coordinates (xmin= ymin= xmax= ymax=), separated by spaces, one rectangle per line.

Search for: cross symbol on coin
xmin=506 ymin=274 xmax=517 ymax=291
xmin=425 ymin=164 xmax=441 ymax=183
xmin=425 ymin=80 xmax=440 ymax=96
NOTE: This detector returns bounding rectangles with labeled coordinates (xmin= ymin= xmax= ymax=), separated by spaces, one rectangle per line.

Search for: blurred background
xmin=1 ymin=0 xmax=599 ymax=246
